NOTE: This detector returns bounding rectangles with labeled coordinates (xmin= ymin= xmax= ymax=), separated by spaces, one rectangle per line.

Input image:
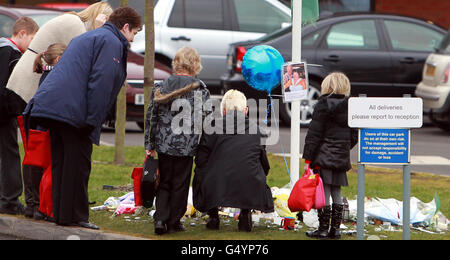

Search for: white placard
xmin=281 ymin=62 xmax=308 ymax=102
xmin=348 ymin=97 xmax=423 ymax=128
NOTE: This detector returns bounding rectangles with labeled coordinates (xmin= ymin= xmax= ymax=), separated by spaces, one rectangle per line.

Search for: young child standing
xmin=22 ymin=43 xmax=67 ymax=220
xmin=302 ymin=72 xmax=358 ymax=239
xmin=145 ymin=47 xmax=210 ymax=235
xmin=0 ymin=17 xmax=38 ymax=216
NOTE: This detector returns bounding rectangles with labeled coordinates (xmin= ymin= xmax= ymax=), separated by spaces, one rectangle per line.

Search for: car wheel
xmin=429 ymin=113 xmax=450 ymax=132
xmin=137 ymin=122 xmax=145 ymax=131
xmin=279 ymin=81 xmax=321 ymax=127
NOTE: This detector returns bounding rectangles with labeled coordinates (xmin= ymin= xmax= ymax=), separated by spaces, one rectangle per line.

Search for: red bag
xmin=17 ymin=116 xmax=51 ymax=168
xmin=38 ymin=165 xmax=53 ymax=218
xmin=288 ymin=168 xmax=320 ymax=212
xmin=131 ymin=167 xmax=143 ymax=207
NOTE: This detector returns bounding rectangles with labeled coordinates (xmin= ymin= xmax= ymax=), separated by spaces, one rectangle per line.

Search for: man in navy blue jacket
xmin=25 ymin=7 xmax=142 ymax=229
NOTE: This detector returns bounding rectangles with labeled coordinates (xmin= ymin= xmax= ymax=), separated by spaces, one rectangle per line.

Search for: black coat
xmin=302 ymin=94 xmax=358 ymax=171
xmin=193 ymin=112 xmax=274 ymax=213
xmin=0 ymin=38 xmax=26 ymax=124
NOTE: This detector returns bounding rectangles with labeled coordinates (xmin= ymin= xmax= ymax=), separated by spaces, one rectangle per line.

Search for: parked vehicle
xmin=222 ymin=13 xmax=447 ymax=125
xmin=104 ymin=0 xmax=291 ymax=92
xmin=0 ymin=5 xmax=171 ymax=130
xmin=415 ymin=30 xmax=450 ymax=131
xmin=36 ymin=3 xmax=90 ymax=12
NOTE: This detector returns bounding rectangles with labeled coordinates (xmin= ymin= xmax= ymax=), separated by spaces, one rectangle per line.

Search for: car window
xmin=0 ymin=14 xmax=15 ymax=38
xmin=326 ymin=20 xmax=379 ymax=50
xmin=28 ymin=14 xmax=60 ymax=27
xmin=303 ymin=28 xmax=326 ymax=47
xmin=384 ymin=20 xmax=443 ymax=52
xmin=233 ymin=0 xmax=291 ymax=34
xmin=168 ymin=0 xmax=225 ymax=30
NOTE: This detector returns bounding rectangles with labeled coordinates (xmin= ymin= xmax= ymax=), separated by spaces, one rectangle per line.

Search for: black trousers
xmin=47 ymin=120 xmax=92 ymax=225
xmin=154 ymin=153 xmax=193 ymax=227
xmin=0 ymin=118 xmax=22 ymax=209
xmin=23 ymin=165 xmax=43 ymax=210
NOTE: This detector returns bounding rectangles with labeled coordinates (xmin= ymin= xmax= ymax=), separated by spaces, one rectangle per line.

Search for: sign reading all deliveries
xmin=348 ymin=98 xmax=423 ymax=128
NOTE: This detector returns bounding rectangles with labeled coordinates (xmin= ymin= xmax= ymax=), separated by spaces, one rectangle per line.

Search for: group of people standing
xmin=0 ymin=2 xmax=357 ymax=240
xmin=0 ymin=2 xmax=141 ymax=230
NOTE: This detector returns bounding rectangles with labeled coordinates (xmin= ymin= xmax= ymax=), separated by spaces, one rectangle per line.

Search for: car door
xmin=382 ymin=19 xmax=444 ymax=95
xmin=161 ymin=0 xmax=232 ymax=87
xmin=229 ymin=0 xmax=291 ymax=43
xmin=315 ymin=18 xmax=393 ymax=97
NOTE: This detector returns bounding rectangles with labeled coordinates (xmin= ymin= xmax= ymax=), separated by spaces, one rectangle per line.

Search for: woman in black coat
xmin=193 ymin=90 xmax=274 ymax=232
xmin=302 ymin=72 xmax=358 ymax=239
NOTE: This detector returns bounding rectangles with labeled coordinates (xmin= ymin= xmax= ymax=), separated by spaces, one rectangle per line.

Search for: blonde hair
xmin=221 ymin=89 xmax=247 ymax=114
xmin=71 ymin=2 xmax=113 ymax=31
xmin=33 ymin=43 xmax=67 ymax=73
xmin=172 ymin=47 xmax=203 ymax=76
xmin=321 ymin=72 xmax=351 ymax=96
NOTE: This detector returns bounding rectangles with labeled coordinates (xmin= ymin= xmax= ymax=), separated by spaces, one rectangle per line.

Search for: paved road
xmin=100 ymin=117 xmax=450 ymax=177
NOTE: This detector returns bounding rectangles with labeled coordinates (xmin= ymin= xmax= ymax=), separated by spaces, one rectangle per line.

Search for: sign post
xmin=290 ymin=0 xmax=302 ymax=187
xmin=348 ymin=97 xmax=422 ymax=240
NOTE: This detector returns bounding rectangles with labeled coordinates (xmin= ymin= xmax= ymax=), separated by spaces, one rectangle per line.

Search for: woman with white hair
xmin=193 ymin=89 xmax=274 ymax=232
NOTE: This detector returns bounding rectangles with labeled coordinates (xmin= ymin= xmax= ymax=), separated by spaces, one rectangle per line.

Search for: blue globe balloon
xmin=241 ymin=45 xmax=285 ymax=93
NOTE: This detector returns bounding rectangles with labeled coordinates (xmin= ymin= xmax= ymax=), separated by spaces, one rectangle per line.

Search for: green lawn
xmin=20 ymin=145 xmax=450 ymax=240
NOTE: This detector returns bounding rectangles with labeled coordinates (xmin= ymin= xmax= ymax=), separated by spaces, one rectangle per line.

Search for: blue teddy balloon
xmin=241 ymin=45 xmax=285 ymax=94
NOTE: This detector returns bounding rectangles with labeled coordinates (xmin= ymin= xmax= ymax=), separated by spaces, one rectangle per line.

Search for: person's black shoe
xmin=74 ymin=221 xmax=100 ymax=230
xmin=238 ymin=211 xmax=252 ymax=232
xmin=206 ymin=217 xmax=220 ymax=230
xmin=0 ymin=203 xmax=25 ymax=215
xmin=24 ymin=206 xmax=34 ymax=218
xmin=154 ymin=220 xmax=167 ymax=235
xmin=33 ymin=210 xmax=46 ymax=221
xmin=167 ymin=222 xmax=186 ymax=234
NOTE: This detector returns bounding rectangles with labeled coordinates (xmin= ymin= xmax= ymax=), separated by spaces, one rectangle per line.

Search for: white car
xmin=105 ymin=0 xmax=291 ymax=91
xmin=415 ymin=30 xmax=450 ymax=131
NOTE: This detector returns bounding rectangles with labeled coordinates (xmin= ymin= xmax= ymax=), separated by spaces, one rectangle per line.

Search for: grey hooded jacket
xmin=145 ymin=75 xmax=210 ymax=157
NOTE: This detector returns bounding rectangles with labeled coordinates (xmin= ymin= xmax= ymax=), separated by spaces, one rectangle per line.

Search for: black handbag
xmin=141 ymin=156 xmax=159 ymax=208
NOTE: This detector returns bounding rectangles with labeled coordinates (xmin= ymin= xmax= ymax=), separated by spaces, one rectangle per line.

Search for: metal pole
xmin=357 ymin=163 xmax=365 ymax=240
xmin=290 ymin=0 xmax=302 ymax=187
xmin=403 ymin=164 xmax=411 ymax=240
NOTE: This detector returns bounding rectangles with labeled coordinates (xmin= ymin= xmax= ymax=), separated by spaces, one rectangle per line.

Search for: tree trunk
xmin=114 ymin=0 xmax=129 ymax=164
xmin=144 ymin=0 xmax=155 ymax=140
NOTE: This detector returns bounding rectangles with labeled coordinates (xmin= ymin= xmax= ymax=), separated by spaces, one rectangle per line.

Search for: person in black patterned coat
xmin=145 ymin=47 xmax=210 ymax=235
xmin=302 ymin=72 xmax=358 ymax=239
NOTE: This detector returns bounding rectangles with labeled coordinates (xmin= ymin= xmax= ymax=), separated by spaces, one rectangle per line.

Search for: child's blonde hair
xmin=172 ymin=47 xmax=203 ymax=76
xmin=71 ymin=2 xmax=113 ymax=31
xmin=33 ymin=43 xmax=67 ymax=73
xmin=221 ymin=89 xmax=247 ymax=114
xmin=321 ymin=72 xmax=351 ymax=96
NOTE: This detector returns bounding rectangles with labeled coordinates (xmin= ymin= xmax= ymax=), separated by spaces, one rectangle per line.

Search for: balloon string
xmin=266 ymin=94 xmax=292 ymax=182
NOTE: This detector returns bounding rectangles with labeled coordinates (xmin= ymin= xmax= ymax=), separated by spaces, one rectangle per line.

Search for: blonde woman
xmin=145 ymin=47 xmax=210 ymax=235
xmin=6 ymin=2 xmax=113 ymax=104
xmin=302 ymin=72 xmax=358 ymax=239
xmin=193 ymin=89 xmax=274 ymax=232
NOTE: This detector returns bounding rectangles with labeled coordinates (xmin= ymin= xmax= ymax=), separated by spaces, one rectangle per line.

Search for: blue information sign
xmin=359 ymin=128 xmax=410 ymax=164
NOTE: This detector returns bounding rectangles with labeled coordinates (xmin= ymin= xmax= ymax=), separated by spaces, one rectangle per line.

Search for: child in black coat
xmin=302 ymin=72 xmax=358 ymax=239
xmin=0 ymin=17 xmax=38 ymax=216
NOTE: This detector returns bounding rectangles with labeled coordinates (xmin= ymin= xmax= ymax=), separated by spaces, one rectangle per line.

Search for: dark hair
xmin=108 ymin=6 xmax=142 ymax=31
xmin=12 ymin=17 xmax=38 ymax=36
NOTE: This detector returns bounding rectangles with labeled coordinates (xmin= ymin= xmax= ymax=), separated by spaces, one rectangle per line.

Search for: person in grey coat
xmin=145 ymin=47 xmax=210 ymax=235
